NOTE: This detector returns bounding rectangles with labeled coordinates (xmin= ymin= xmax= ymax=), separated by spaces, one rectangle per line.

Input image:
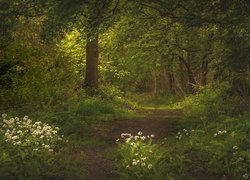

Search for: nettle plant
xmin=0 ymin=113 xmax=63 ymax=152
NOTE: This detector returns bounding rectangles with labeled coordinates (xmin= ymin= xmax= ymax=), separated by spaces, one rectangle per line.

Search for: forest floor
xmin=82 ymin=109 xmax=182 ymax=180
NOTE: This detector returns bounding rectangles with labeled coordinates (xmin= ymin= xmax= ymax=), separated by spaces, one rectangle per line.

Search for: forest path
xmin=83 ymin=108 xmax=182 ymax=180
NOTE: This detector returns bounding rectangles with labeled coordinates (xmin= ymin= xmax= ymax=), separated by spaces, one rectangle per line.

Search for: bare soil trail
xmin=83 ymin=108 xmax=182 ymax=180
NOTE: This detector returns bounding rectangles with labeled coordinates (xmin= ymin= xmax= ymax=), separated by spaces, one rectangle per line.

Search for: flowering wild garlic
xmin=214 ymin=130 xmax=227 ymax=137
xmin=1 ymin=113 xmax=63 ymax=152
xmin=117 ymin=131 xmax=155 ymax=169
xmin=176 ymin=128 xmax=192 ymax=140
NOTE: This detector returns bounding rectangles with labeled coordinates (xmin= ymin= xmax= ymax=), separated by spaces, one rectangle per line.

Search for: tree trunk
xmin=84 ymin=30 xmax=99 ymax=94
xmin=168 ymin=71 xmax=175 ymax=94
xmin=201 ymin=59 xmax=208 ymax=86
xmin=200 ymin=34 xmax=213 ymax=86
xmin=151 ymin=69 xmax=157 ymax=96
xmin=179 ymin=61 xmax=187 ymax=93
xmin=178 ymin=55 xmax=196 ymax=93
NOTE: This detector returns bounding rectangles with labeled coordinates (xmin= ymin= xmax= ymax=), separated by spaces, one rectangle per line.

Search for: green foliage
xmin=0 ymin=114 xmax=63 ymax=179
xmin=74 ymin=98 xmax=115 ymax=117
xmin=71 ymin=97 xmax=138 ymax=121
xmin=171 ymin=83 xmax=232 ymax=119
xmin=0 ymin=113 xmax=88 ymax=179
xmin=173 ymin=112 xmax=250 ymax=179
xmin=45 ymin=142 xmax=86 ymax=180
xmin=112 ymin=132 xmax=187 ymax=179
xmin=132 ymin=93 xmax=179 ymax=109
xmin=0 ymin=0 xmax=249 ymax=179
xmin=0 ymin=19 xmax=80 ymax=111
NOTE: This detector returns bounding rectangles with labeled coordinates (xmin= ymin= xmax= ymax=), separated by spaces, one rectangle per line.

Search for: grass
xmin=0 ymin=95 xmax=142 ymax=180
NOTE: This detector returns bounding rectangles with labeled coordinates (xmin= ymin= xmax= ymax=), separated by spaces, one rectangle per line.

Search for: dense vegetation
xmin=0 ymin=0 xmax=249 ymax=179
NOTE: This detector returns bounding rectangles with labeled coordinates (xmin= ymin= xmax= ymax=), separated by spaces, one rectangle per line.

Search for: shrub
xmin=0 ymin=113 xmax=64 ymax=179
xmin=171 ymin=83 xmax=231 ymax=120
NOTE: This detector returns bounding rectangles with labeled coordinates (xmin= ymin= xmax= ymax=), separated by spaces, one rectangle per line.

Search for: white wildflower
xmin=12 ymin=136 xmax=19 ymax=140
xmin=233 ymin=146 xmax=239 ymax=150
xmin=238 ymin=157 xmax=244 ymax=161
xmin=138 ymin=131 xmax=143 ymax=135
xmin=16 ymin=141 xmax=21 ymax=145
xmin=132 ymin=161 xmax=137 ymax=165
xmin=140 ymin=136 xmax=146 ymax=140
xmin=147 ymin=164 xmax=152 ymax=169
xmin=243 ymin=173 xmax=249 ymax=179
xmin=44 ymin=145 xmax=50 ymax=149
xmin=2 ymin=113 xmax=7 ymax=118
xmin=130 ymin=142 xmax=135 ymax=146
xmin=134 ymin=136 xmax=139 ymax=140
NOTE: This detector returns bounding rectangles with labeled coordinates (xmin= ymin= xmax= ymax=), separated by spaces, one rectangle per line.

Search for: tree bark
xmin=84 ymin=30 xmax=99 ymax=93
xmin=150 ymin=69 xmax=157 ymax=96
xmin=201 ymin=59 xmax=208 ymax=86
xmin=178 ymin=55 xmax=196 ymax=93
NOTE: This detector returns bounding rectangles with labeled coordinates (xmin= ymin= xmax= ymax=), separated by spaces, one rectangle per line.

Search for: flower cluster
xmin=243 ymin=173 xmax=249 ymax=179
xmin=118 ymin=131 xmax=155 ymax=144
xmin=175 ymin=129 xmax=194 ymax=140
xmin=213 ymin=130 xmax=227 ymax=137
xmin=233 ymin=145 xmax=239 ymax=150
xmin=0 ymin=113 xmax=63 ymax=152
xmin=117 ymin=131 xmax=155 ymax=170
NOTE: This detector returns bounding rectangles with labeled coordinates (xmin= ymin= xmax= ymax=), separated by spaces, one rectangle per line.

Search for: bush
xmin=171 ymin=83 xmax=231 ymax=120
xmin=0 ymin=113 xmax=64 ymax=179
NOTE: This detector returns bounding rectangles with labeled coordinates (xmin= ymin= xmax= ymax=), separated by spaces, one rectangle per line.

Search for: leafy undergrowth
xmin=169 ymin=83 xmax=249 ymax=121
xmin=110 ymin=113 xmax=250 ymax=180
xmin=71 ymin=97 xmax=139 ymax=121
xmin=159 ymin=84 xmax=250 ymax=179
xmin=110 ymin=84 xmax=250 ymax=179
xmin=0 ymin=96 xmax=139 ymax=179
xmin=0 ymin=114 xmax=67 ymax=179
xmin=111 ymin=131 xmax=188 ymax=179
xmin=170 ymin=112 xmax=250 ymax=179
xmin=131 ymin=93 xmax=179 ymax=110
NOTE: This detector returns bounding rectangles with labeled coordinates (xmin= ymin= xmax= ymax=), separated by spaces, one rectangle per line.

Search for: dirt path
xmin=83 ymin=109 xmax=181 ymax=180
